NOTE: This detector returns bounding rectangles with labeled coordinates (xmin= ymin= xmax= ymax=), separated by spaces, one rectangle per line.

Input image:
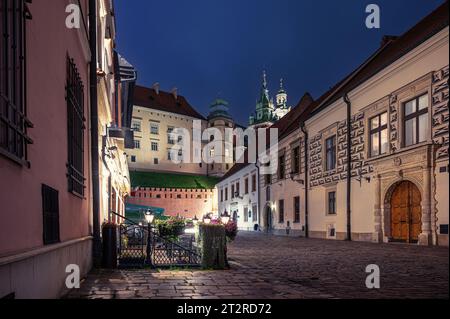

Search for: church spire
xmin=276 ymin=77 xmax=288 ymax=108
xmin=279 ymin=78 xmax=286 ymax=93
xmin=263 ymin=70 xmax=268 ymax=90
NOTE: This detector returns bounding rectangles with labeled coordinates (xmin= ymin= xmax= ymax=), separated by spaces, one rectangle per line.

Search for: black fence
xmin=113 ymin=213 xmax=201 ymax=269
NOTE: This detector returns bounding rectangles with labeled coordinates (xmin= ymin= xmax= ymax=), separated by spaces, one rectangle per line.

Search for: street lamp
xmin=145 ymin=210 xmax=155 ymax=267
xmin=203 ymin=214 xmax=212 ymax=224
xmin=145 ymin=210 xmax=155 ymax=224
xmin=221 ymin=211 xmax=231 ymax=225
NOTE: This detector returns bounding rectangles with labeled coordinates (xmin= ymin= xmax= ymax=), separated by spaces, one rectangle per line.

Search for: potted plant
xmin=224 ymin=221 xmax=238 ymax=242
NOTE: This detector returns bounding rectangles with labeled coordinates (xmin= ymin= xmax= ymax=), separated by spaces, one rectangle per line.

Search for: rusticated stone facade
xmin=432 ymin=66 xmax=449 ymax=161
xmin=309 ymin=112 xmax=373 ymax=188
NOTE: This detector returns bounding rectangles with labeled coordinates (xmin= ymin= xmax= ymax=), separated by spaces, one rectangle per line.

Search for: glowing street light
xmin=145 ymin=210 xmax=155 ymax=224
xmin=203 ymin=215 xmax=212 ymax=224
xmin=221 ymin=211 xmax=231 ymax=225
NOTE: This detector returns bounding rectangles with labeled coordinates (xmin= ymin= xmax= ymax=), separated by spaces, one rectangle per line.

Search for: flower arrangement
xmin=156 ymin=216 xmax=186 ymax=240
xmin=224 ymin=221 xmax=238 ymax=242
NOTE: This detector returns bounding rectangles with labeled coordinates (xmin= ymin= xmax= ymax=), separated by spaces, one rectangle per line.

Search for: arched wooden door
xmin=390 ymin=181 xmax=422 ymax=243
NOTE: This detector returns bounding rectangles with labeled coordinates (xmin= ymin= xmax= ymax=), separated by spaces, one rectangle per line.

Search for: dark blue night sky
xmin=115 ymin=0 xmax=444 ymax=125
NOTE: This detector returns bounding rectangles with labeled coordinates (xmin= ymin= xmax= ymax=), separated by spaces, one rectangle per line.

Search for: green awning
xmin=125 ymin=203 xmax=166 ymax=224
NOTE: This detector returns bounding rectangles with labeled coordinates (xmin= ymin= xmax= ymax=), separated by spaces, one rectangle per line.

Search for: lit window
xmin=370 ymin=112 xmax=388 ymax=157
xmin=404 ymin=94 xmax=429 ymax=147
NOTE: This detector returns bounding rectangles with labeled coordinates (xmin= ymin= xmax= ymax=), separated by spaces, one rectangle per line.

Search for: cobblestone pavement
xmin=67 ymin=232 xmax=449 ymax=299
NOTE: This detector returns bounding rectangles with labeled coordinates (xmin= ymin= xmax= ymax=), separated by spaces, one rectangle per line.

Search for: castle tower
xmin=207 ymin=98 xmax=235 ymax=177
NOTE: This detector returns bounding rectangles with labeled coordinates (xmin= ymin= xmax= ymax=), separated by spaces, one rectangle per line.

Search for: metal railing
xmin=111 ymin=212 xmax=201 ymax=269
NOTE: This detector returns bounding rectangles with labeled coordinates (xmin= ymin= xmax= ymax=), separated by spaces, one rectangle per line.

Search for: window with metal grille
xmin=294 ymin=196 xmax=300 ymax=223
xmin=278 ymin=200 xmax=285 ymax=224
xmin=42 ymin=184 xmax=60 ymax=245
xmin=0 ymin=0 xmax=33 ymax=165
xmin=66 ymin=56 xmax=85 ymax=197
xmin=325 ymin=136 xmax=336 ymax=171
xmin=278 ymin=154 xmax=286 ymax=179
xmin=252 ymin=204 xmax=257 ymax=222
xmin=292 ymin=146 xmax=300 ymax=174
xmin=328 ymin=191 xmax=336 ymax=215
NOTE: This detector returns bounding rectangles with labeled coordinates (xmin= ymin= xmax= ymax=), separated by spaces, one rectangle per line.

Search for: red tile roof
xmin=219 ymin=0 xmax=449 ymax=181
xmin=311 ymin=0 xmax=449 ymax=115
xmin=133 ymin=85 xmax=206 ymax=120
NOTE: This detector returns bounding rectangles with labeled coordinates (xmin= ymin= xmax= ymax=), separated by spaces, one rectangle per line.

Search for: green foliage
xmin=199 ymin=224 xmax=226 ymax=270
xmin=130 ymin=171 xmax=220 ymax=189
xmin=224 ymin=221 xmax=238 ymax=242
xmin=155 ymin=216 xmax=186 ymax=241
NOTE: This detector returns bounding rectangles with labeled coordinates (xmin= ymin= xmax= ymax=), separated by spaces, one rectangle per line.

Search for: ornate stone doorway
xmin=389 ymin=181 xmax=422 ymax=243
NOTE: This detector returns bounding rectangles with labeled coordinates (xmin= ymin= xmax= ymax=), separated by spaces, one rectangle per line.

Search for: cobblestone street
xmin=67 ymin=232 xmax=449 ymax=299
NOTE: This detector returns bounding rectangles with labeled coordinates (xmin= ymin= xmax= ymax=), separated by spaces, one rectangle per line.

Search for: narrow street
xmin=67 ymin=232 xmax=449 ymax=299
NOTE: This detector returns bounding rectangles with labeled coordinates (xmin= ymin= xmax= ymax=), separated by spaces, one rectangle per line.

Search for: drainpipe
xmin=344 ymin=93 xmax=352 ymax=241
xmin=102 ymin=135 xmax=112 ymax=223
xmin=255 ymin=162 xmax=261 ymax=231
xmin=89 ymin=0 xmax=101 ymax=266
xmin=300 ymin=122 xmax=309 ymax=238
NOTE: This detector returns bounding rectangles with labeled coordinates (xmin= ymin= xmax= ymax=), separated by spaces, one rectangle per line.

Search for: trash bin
xmin=102 ymin=223 xmax=118 ymax=269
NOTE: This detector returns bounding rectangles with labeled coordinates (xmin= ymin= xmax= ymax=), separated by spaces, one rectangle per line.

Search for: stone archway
xmin=389 ymin=181 xmax=422 ymax=243
xmin=383 ymin=179 xmax=423 ymax=243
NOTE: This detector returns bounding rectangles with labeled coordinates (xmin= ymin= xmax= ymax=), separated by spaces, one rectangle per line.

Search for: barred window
xmin=278 ymin=199 xmax=285 ymax=224
xmin=292 ymin=146 xmax=300 ymax=174
xmin=252 ymin=204 xmax=257 ymax=222
xmin=328 ymin=191 xmax=336 ymax=215
xmin=278 ymin=155 xmax=285 ymax=179
xmin=325 ymin=136 xmax=336 ymax=171
xmin=0 ymin=0 xmax=33 ymax=165
xmin=66 ymin=56 xmax=85 ymax=197
xmin=294 ymin=196 xmax=300 ymax=223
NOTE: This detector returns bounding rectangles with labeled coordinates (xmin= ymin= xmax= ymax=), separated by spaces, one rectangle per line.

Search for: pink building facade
xmin=0 ymin=0 xmax=92 ymax=298
xmin=128 ymin=187 xmax=217 ymax=219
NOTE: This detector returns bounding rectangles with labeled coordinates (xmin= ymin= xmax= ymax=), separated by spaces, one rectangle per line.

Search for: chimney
xmin=171 ymin=87 xmax=178 ymax=100
xmin=152 ymin=82 xmax=160 ymax=95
